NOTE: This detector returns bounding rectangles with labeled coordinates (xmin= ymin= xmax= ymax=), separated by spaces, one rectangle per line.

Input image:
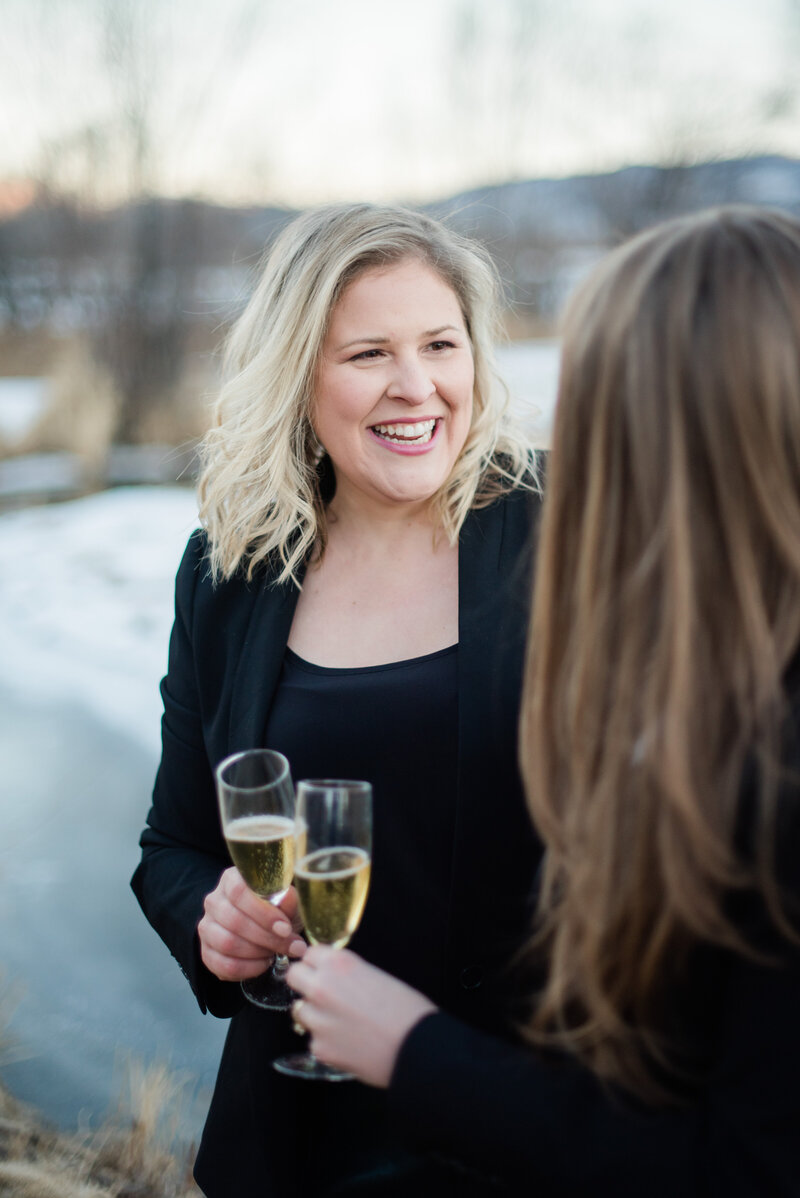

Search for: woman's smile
xmin=368 ymin=417 xmax=441 ymax=451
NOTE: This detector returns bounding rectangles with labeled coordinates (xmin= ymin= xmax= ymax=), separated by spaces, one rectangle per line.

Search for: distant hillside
xmin=427 ymin=155 xmax=800 ymax=323
xmin=430 ymin=155 xmax=800 ymax=242
xmin=2 ymin=155 xmax=798 ymax=336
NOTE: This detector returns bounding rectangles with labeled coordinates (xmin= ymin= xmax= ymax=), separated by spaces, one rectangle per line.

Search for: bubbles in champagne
xmin=225 ymin=814 xmax=296 ymax=900
xmin=295 ymin=847 xmax=371 ymax=948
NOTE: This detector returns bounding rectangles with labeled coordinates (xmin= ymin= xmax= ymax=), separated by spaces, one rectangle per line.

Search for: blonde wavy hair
xmin=520 ymin=206 xmax=800 ymax=1101
xmin=198 ymin=202 xmax=535 ymax=584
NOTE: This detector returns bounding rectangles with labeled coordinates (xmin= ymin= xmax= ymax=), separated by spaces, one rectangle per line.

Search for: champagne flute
xmin=215 ymin=748 xmax=296 ymax=1011
xmin=273 ymin=779 xmax=372 ymax=1081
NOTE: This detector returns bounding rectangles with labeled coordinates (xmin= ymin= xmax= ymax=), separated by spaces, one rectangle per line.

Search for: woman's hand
xmin=198 ymin=867 xmax=307 ymax=982
xmin=287 ymin=947 xmax=437 ymax=1087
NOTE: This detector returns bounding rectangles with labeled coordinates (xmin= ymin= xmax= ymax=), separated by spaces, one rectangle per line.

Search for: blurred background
xmin=2 ymin=0 xmax=799 ymax=493
xmin=1 ymin=0 xmax=799 ymax=1178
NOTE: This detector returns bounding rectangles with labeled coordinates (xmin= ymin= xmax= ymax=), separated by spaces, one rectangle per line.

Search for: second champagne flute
xmin=273 ymin=779 xmax=372 ymax=1081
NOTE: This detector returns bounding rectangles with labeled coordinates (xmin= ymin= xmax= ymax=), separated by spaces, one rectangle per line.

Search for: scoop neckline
xmin=284 ymin=642 xmax=458 ymax=676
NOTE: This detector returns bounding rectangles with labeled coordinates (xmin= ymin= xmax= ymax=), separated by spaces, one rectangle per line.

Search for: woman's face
xmin=313 ymin=257 xmax=475 ymax=516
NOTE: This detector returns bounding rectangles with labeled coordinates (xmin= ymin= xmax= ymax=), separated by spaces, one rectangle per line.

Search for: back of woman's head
xmin=198 ymin=203 xmax=532 ymax=583
xmin=520 ymin=205 xmax=800 ymax=1100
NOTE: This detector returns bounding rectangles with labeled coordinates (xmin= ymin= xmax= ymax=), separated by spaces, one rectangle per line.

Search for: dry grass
xmin=0 ymin=970 xmax=203 ymax=1196
xmin=0 ymin=1059 xmax=202 ymax=1198
xmin=38 ymin=338 xmax=119 ymax=468
xmin=0 ymin=329 xmax=220 ymax=465
xmin=0 ymin=331 xmax=64 ymax=379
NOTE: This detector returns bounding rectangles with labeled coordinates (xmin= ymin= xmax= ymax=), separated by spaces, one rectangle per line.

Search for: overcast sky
xmin=1 ymin=0 xmax=798 ymax=207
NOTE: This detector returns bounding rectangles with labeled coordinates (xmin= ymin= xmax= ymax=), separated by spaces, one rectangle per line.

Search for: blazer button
xmin=459 ymin=965 xmax=483 ymax=990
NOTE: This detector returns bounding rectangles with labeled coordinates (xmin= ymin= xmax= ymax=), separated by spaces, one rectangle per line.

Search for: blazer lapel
xmin=446 ymin=492 xmax=539 ymax=1001
xmin=448 ymin=501 xmax=507 ymax=970
xmin=227 ymin=571 xmax=303 ymax=752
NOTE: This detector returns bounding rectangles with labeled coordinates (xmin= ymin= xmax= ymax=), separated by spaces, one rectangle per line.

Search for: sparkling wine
xmin=295 ymin=846 xmax=371 ymax=948
xmin=225 ymin=814 xmax=296 ymax=901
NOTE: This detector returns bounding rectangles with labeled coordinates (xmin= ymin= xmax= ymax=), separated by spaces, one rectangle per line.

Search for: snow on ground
xmin=498 ymin=338 xmax=560 ymax=444
xmin=0 ymin=378 xmax=51 ymax=445
xmin=0 ymin=486 xmax=200 ymax=755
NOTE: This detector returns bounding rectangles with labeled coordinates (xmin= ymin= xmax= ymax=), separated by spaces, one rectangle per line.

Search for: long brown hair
xmin=519 ymin=206 xmax=800 ymax=1101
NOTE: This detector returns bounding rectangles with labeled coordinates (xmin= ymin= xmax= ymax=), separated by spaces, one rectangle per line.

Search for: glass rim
xmin=295 ymin=778 xmax=372 ymax=793
xmin=215 ymin=748 xmax=291 ymax=792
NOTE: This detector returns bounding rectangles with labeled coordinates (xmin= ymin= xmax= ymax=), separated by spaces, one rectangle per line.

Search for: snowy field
xmin=0 ymin=486 xmax=200 ymax=756
xmin=0 ymin=377 xmax=51 ymax=446
xmin=0 ymin=485 xmax=225 ymax=1141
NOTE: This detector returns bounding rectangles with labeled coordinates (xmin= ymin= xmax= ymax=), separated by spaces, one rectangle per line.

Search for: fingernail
xmin=273 ymin=920 xmax=292 ymax=937
xmin=288 ymin=938 xmax=306 ymax=957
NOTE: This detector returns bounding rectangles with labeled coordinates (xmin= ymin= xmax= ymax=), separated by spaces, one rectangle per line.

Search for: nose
xmin=385 ymin=354 xmax=435 ymax=406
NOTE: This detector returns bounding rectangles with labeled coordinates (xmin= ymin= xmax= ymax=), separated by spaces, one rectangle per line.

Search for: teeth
xmin=372 ymin=419 xmax=437 ymax=445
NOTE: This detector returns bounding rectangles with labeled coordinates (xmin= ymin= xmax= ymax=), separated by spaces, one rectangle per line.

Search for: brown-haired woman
xmin=287 ymin=205 xmax=800 ymax=1196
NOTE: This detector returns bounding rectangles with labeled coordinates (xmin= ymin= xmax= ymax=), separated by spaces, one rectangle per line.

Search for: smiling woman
xmin=131 ymin=203 xmax=543 ymax=1197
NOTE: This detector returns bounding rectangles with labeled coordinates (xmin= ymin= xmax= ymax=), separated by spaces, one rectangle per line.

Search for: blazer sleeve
xmin=389 ymin=938 xmax=800 ymax=1197
xmin=130 ymin=531 xmax=244 ymax=1019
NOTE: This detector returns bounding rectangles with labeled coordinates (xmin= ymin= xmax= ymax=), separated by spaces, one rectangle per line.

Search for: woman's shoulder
xmin=177 ymin=525 xmax=208 ymax=567
xmin=174 ymin=528 xmax=286 ymax=620
xmin=173 ymin=528 xmax=208 ymax=594
xmin=479 ymin=454 xmax=545 ymax=542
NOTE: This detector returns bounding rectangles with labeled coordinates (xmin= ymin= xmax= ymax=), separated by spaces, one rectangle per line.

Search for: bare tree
xmin=449 ymin=0 xmax=562 ymax=186
xmin=4 ymin=0 xmax=273 ymax=447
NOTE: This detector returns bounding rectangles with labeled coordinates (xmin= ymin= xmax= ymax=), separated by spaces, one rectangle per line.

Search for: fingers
xmin=220 ymin=869 xmax=306 ymax=951
xmin=285 ymin=949 xmax=429 ymax=1087
xmin=286 ymin=945 xmax=339 ymax=1000
xmin=276 ymin=886 xmax=305 ymax=936
xmin=198 ymin=868 xmax=306 ymax=982
xmin=219 ymin=869 xmax=293 ymax=938
xmin=198 ymin=901 xmax=274 ymax=981
xmin=200 ymin=942 xmax=273 ymax=982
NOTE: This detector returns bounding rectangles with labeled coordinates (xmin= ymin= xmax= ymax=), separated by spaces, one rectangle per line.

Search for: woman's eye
xmin=429 ymin=340 xmax=455 ymax=352
xmin=350 ymin=348 xmax=383 ymax=361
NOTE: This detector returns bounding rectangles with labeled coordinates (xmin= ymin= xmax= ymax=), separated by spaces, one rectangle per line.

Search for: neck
xmin=326 ymin=490 xmax=439 ymax=543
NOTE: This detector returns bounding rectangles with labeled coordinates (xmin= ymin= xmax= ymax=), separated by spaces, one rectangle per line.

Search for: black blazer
xmin=131 ymin=485 xmax=542 ymax=1196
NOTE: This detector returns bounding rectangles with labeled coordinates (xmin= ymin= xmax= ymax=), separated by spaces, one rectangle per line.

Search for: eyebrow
xmin=334 ymin=325 xmax=463 ymax=352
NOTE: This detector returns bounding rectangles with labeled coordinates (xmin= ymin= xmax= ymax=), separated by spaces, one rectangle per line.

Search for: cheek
xmin=454 ymin=359 xmax=475 ymax=407
xmin=315 ymin=376 xmax=373 ymax=430
xmin=312 ymin=392 xmax=369 ymax=458
xmin=454 ymin=366 xmax=475 ymax=428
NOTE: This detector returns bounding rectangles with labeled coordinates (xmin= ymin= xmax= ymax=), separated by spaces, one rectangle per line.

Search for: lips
xmin=370 ymin=418 xmax=438 ymax=446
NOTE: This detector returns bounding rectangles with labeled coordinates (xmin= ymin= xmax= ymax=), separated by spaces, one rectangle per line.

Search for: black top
xmin=264 ymin=645 xmax=460 ymax=1192
xmin=266 ymin=644 xmax=459 ymax=997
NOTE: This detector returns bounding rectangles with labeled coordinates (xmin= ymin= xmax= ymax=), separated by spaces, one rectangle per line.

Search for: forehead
xmin=329 ymin=257 xmax=464 ymax=326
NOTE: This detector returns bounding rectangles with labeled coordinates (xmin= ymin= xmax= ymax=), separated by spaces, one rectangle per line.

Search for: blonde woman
xmin=288 ymin=206 xmax=800 ymax=1196
xmin=131 ymin=203 xmax=541 ymax=1197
